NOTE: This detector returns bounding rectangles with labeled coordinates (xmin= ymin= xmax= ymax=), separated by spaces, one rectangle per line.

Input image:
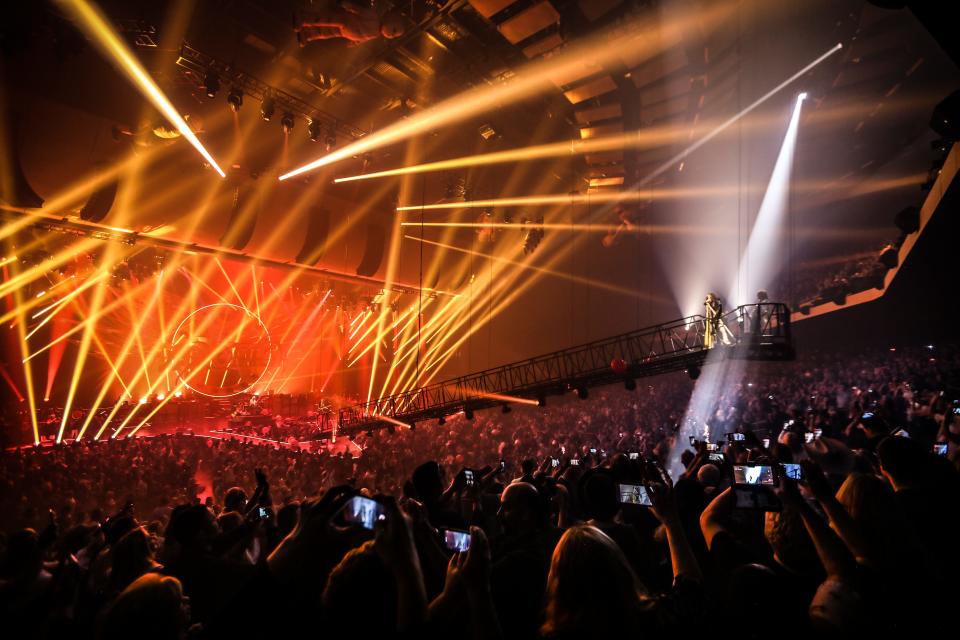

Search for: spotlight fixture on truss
xmin=227 ymin=87 xmax=243 ymax=112
xmin=281 ymin=111 xmax=295 ymax=134
xmin=478 ymin=123 xmax=497 ymax=140
xmin=203 ymin=70 xmax=219 ymax=98
xmin=324 ymin=125 xmax=337 ymax=151
xmin=175 ymin=43 xmax=364 ymax=149
xmin=261 ymin=96 xmax=275 ymax=121
xmin=308 ymin=118 xmax=322 ymax=142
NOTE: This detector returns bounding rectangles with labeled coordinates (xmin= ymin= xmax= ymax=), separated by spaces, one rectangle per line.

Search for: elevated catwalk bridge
xmin=335 ymin=303 xmax=793 ymax=435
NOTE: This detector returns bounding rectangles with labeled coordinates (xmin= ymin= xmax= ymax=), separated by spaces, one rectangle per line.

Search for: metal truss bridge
xmin=334 ymin=303 xmax=793 ymax=435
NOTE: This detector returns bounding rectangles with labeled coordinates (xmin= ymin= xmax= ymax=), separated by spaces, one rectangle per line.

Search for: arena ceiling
xmin=2 ymin=0 xmax=958 ymax=370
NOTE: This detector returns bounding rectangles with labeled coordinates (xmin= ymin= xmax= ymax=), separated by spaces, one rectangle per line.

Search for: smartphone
xmin=441 ymin=528 xmax=472 ymax=552
xmin=589 ymin=447 xmax=597 ymax=455
xmin=689 ymin=435 xmax=696 ymax=445
xmin=953 ymin=407 xmax=960 ymax=416
xmin=341 ymin=496 xmax=386 ymax=531
xmin=706 ymin=442 xmax=719 ymax=452
xmin=813 ymin=428 xmax=822 ymax=439
xmin=780 ymin=463 xmax=803 ymax=481
xmin=499 ymin=459 xmax=506 ymax=472
xmin=628 ymin=452 xmax=639 ymax=460
xmin=727 ymin=432 xmax=745 ymax=442
xmin=892 ymin=428 xmax=910 ymax=438
xmin=257 ymin=506 xmax=270 ymax=519
xmin=570 ymin=458 xmax=581 ymax=466
xmin=733 ymin=464 xmax=775 ymax=486
xmin=733 ymin=486 xmax=781 ymax=512
xmin=464 ymin=469 xmax=475 ymax=487
xmin=618 ymin=483 xmax=652 ymax=506
xmin=550 ymin=457 xmax=559 ymax=468
xmin=804 ymin=432 xmax=815 ymax=443
xmin=708 ymin=452 xmax=725 ymax=464
xmin=933 ymin=443 xmax=948 ymax=456
xmin=762 ymin=438 xmax=770 ymax=449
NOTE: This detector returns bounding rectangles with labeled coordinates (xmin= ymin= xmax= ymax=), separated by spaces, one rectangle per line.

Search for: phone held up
xmin=339 ymin=495 xmax=387 ymax=531
xmin=731 ymin=463 xmax=781 ymax=512
xmin=441 ymin=528 xmax=472 ymax=553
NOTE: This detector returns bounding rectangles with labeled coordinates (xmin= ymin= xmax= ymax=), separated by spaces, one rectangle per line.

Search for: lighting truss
xmin=0 ymin=208 xmax=455 ymax=298
xmin=336 ymin=303 xmax=794 ymax=434
xmin=175 ymin=43 xmax=366 ymax=144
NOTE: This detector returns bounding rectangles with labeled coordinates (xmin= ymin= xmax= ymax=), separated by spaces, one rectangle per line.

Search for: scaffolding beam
xmin=336 ymin=302 xmax=793 ymax=434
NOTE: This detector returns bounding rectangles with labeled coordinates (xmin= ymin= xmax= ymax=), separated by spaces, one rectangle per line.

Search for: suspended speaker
xmin=355 ymin=222 xmax=386 ymax=277
xmin=295 ymin=208 xmax=330 ymax=265
xmin=79 ymin=177 xmax=119 ymax=222
xmin=219 ymin=182 xmax=257 ymax=250
xmin=0 ymin=128 xmax=44 ymax=208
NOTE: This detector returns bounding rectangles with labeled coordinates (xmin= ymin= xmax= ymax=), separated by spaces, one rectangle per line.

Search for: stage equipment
xmin=336 ymin=303 xmax=793 ymax=435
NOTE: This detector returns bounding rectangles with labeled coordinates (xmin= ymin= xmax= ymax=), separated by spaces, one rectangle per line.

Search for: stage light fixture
xmin=464 ymin=406 xmax=474 ymax=420
xmin=324 ymin=126 xmax=337 ymax=151
xmin=879 ymin=244 xmax=899 ymax=269
xmin=203 ymin=71 xmax=220 ymax=98
xmin=894 ymin=206 xmax=920 ymax=234
xmin=537 ymin=394 xmax=546 ymax=408
xmin=686 ymin=366 xmax=701 ymax=381
xmin=227 ymin=87 xmax=243 ymax=112
xmin=930 ymin=88 xmax=960 ymax=142
xmin=281 ymin=111 xmax=295 ymax=133
xmin=438 ymin=415 xmax=446 ymax=425
xmin=624 ymin=378 xmax=637 ymax=391
xmin=261 ymin=97 xmax=275 ymax=121
xmin=576 ymin=387 xmax=588 ymax=400
xmin=501 ymin=403 xmax=512 ymax=414
xmin=308 ymin=119 xmax=322 ymax=142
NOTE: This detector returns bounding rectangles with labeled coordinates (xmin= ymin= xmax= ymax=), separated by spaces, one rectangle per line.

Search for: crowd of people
xmin=1 ymin=344 xmax=958 ymax=638
xmin=789 ymin=242 xmax=897 ymax=311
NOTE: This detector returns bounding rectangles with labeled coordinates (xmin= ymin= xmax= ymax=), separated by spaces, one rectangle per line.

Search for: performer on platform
xmin=752 ymin=289 xmax=770 ymax=338
xmin=705 ymin=292 xmax=735 ymax=348
xmin=704 ymin=293 xmax=721 ymax=348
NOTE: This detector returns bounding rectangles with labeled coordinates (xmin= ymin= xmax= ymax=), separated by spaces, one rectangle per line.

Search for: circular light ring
xmin=170 ymin=303 xmax=272 ymax=398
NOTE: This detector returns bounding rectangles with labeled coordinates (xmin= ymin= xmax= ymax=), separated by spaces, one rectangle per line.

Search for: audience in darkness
xmin=0 ymin=344 xmax=958 ymax=638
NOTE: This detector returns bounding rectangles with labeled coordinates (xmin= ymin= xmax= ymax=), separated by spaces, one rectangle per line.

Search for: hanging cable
xmin=416 ymin=173 xmax=425 ymax=385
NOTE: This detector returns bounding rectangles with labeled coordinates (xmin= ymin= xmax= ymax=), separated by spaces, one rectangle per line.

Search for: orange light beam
xmin=55 ymin=0 xmax=226 ymax=177
xmin=83 ymin=268 xmax=170 ymax=439
xmin=278 ymin=2 xmax=733 ymax=180
xmin=11 ymin=275 xmax=40 ymax=444
xmin=22 ymin=273 xmax=108 ymax=338
xmin=0 ymin=364 xmax=25 ymax=403
xmin=215 ymin=258 xmax=249 ymax=310
xmin=347 ymin=303 xmax=417 ymax=368
xmin=250 ymin=264 xmax=261 ymax=318
xmin=56 ymin=256 xmax=112 ymax=443
xmin=23 ymin=276 xmax=155 ymax=363
xmin=467 ymin=390 xmax=540 ymax=406
xmin=403 ymin=234 xmax=668 ymax=302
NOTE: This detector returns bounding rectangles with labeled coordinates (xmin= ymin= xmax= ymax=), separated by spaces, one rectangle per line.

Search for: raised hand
xmin=444 ymin=527 xmax=491 ymax=594
xmin=644 ymin=464 xmax=679 ymax=525
xmin=800 ymin=460 xmax=833 ymax=502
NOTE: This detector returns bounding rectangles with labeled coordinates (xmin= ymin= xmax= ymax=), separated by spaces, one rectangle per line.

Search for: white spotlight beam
xmin=636 ymin=46 xmax=838 ymax=191
xmin=56 ymin=0 xmax=226 ymax=178
xmin=730 ymin=92 xmax=806 ymax=305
